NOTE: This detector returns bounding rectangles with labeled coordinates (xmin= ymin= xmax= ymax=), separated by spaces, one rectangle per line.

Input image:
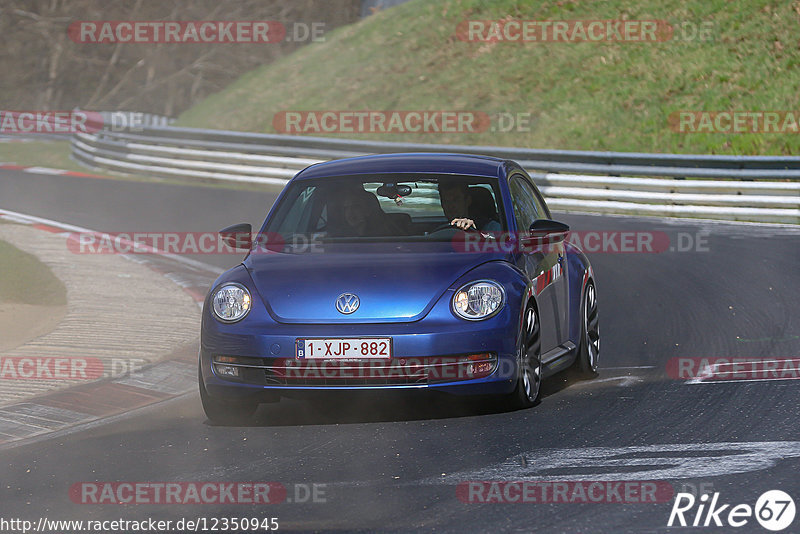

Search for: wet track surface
xmin=1 ymin=170 xmax=799 ymax=532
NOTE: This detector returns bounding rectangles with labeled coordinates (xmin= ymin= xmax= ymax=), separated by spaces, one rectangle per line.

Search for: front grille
xmin=266 ymin=359 xmax=428 ymax=386
xmin=214 ymin=354 xmax=496 ymax=387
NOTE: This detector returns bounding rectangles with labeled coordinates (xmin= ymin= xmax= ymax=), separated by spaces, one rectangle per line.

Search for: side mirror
xmin=522 ymin=219 xmax=570 ymax=246
xmin=219 ymin=223 xmax=252 ymax=251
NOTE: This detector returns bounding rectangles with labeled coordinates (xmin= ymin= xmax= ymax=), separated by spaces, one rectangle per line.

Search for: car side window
xmin=508 ymin=175 xmax=541 ymax=231
xmin=528 ymin=180 xmax=550 ymax=219
xmin=272 ymin=185 xmax=317 ymax=235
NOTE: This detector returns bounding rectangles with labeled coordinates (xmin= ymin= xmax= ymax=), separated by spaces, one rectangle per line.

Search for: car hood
xmin=244 ymin=245 xmax=508 ymax=324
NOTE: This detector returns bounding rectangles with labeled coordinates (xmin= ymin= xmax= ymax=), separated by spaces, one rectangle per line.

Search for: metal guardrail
xmin=70 ymin=118 xmax=800 ymax=224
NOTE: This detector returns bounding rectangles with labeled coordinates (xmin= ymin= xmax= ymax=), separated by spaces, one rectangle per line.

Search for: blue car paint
xmin=244 ymin=247 xmax=511 ymax=324
xmin=566 ymin=243 xmax=593 ymax=346
xmin=200 ymin=153 xmax=594 ymax=400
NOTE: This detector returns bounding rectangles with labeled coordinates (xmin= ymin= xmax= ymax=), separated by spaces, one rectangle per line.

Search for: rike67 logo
xmin=668 ymin=490 xmax=795 ymax=531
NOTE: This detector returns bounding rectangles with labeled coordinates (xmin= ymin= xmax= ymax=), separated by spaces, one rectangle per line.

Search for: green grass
xmin=0 ymin=238 xmax=66 ymax=305
xmin=176 ymin=0 xmax=800 ymax=155
xmin=0 ymin=141 xmax=105 ymax=175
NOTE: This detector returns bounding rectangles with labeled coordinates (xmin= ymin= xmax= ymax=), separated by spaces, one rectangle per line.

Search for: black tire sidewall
xmin=508 ymin=304 xmax=540 ymax=409
xmin=576 ymin=281 xmax=599 ymax=376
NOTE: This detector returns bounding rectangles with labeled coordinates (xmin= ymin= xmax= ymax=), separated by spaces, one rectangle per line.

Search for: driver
xmin=438 ymin=180 xmax=501 ymax=232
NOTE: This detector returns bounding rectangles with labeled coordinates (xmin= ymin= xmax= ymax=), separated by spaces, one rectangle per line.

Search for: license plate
xmin=296 ymin=338 xmax=392 ymax=359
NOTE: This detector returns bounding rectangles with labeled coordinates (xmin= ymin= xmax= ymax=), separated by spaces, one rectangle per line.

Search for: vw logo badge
xmin=335 ymin=293 xmax=360 ymax=314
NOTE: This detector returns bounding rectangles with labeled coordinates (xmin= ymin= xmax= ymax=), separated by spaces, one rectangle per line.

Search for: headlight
xmin=211 ymin=283 xmax=251 ymax=323
xmin=452 ymin=280 xmax=505 ymax=321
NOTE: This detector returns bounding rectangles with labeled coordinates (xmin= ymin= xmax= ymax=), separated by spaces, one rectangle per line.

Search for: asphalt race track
xmin=1 ymin=169 xmax=799 ymax=533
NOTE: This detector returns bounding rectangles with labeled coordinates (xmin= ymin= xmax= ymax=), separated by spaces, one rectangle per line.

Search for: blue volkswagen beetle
xmin=199 ymin=153 xmax=599 ymax=422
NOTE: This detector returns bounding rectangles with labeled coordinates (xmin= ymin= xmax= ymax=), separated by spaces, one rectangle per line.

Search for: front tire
xmin=199 ymin=366 xmax=259 ymax=424
xmin=504 ymin=304 xmax=542 ymax=410
xmin=574 ymin=280 xmax=600 ymax=377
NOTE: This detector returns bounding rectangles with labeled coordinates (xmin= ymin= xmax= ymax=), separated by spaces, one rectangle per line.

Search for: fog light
xmin=427 ymin=353 xmax=498 ymax=383
xmin=214 ymin=364 xmax=240 ymax=378
xmin=468 ymin=361 xmax=494 ymax=376
xmin=463 ymin=353 xmax=497 ymax=379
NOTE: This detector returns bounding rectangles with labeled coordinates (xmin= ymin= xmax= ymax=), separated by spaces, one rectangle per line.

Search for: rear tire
xmin=199 ymin=366 xmax=259 ymax=424
xmin=504 ymin=304 xmax=542 ymax=410
xmin=574 ymin=281 xmax=600 ymax=378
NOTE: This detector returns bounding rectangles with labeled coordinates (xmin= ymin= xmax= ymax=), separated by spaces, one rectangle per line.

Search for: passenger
xmin=438 ymin=180 xmax=501 ymax=232
xmin=336 ymin=189 xmax=397 ymax=237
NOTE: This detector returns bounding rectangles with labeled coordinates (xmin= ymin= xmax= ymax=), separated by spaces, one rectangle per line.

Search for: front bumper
xmin=200 ymin=320 xmax=519 ymax=400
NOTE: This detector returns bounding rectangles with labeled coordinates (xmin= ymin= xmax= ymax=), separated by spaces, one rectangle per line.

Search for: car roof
xmin=293 ymin=153 xmax=511 ymax=181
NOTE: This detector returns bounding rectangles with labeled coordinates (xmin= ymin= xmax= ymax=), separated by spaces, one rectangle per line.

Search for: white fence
xmin=71 ymin=118 xmax=800 ymax=224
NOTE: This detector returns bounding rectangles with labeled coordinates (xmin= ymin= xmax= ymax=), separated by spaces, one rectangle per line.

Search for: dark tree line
xmin=0 ymin=0 xmax=360 ymax=116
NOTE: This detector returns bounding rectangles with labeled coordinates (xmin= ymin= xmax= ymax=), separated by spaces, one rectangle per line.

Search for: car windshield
xmin=263 ymin=173 xmax=506 ymax=246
